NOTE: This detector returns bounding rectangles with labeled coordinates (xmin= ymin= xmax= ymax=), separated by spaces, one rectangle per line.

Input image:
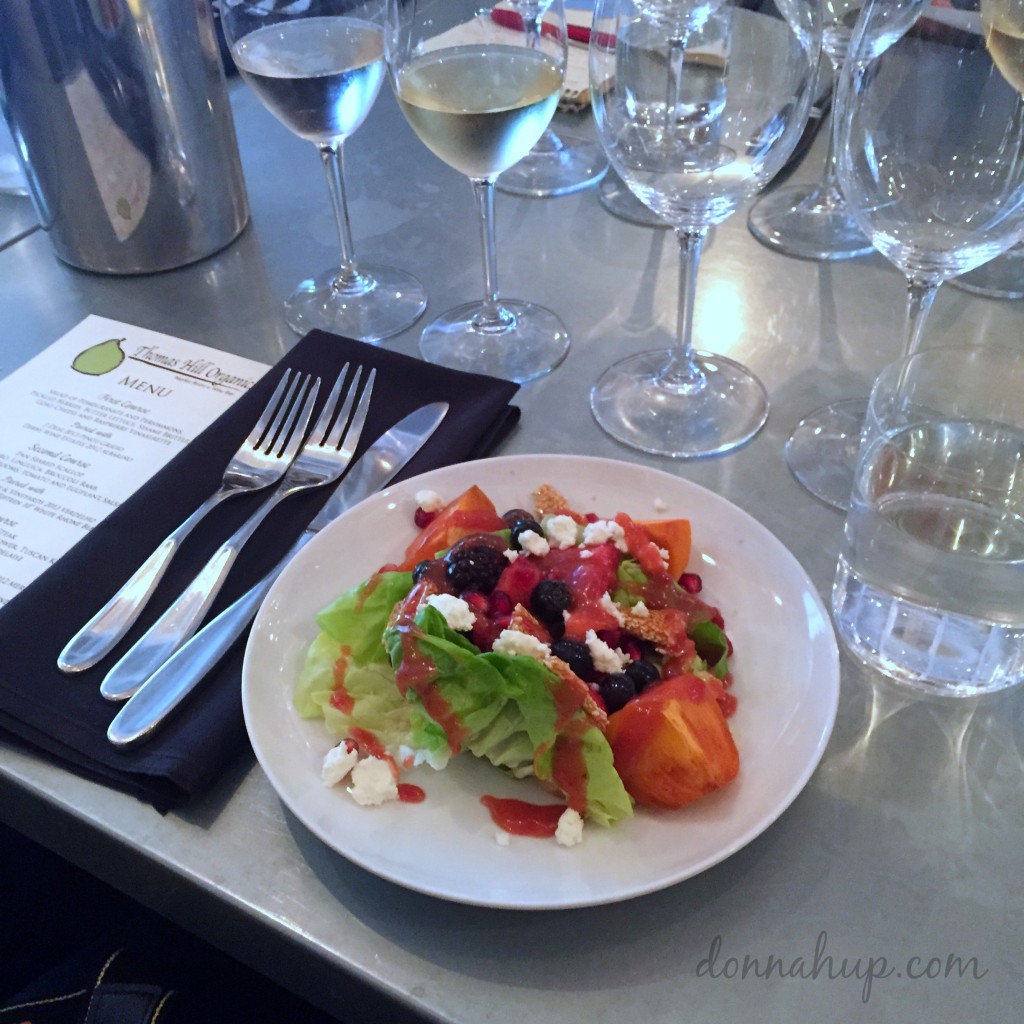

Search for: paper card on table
xmin=0 ymin=315 xmax=269 ymax=606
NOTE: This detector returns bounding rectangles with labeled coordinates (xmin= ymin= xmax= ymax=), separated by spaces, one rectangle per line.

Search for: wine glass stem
xmin=818 ymin=71 xmax=844 ymax=205
xmin=318 ymin=141 xmax=362 ymax=289
xmin=471 ymin=177 xmax=512 ymax=330
xmin=894 ymin=278 xmax=940 ymax=398
xmin=661 ymin=228 xmax=709 ymax=391
xmin=901 ymin=278 xmax=939 ymax=360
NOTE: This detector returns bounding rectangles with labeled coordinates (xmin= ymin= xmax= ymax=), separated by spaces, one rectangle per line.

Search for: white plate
xmin=243 ymin=455 xmax=839 ymax=910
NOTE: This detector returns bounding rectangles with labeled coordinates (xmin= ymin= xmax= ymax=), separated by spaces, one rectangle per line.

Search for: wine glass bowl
xmin=785 ymin=0 xmax=1024 ymax=509
xmin=746 ymin=0 xmax=873 ymax=261
xmin=386 ymin=0 xmax=571 ymax=382
xmin=587 ymin=0 xmax=821 ymax=457
xmin=221 ymin=0 xmax=426 ymax=342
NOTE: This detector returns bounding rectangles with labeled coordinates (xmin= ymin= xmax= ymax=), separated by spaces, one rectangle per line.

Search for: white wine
xmin=232 ymin=17 xmax=384 ymax=143
xmin=395 ymin=45 xmax=562 ymax=180
xmin=982 ymin=0 xmax=1024 ymax=92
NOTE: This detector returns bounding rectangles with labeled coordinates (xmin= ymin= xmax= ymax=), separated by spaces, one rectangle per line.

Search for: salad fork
xmin=100 ymin=363 xmax=374 ymax=702
xmin=58 ymin=370 xmax=316 ymax=674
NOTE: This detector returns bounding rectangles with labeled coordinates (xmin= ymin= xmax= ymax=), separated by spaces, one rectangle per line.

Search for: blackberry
xmin=550 ymin=638 xmax=596 ymax=682
xmin=625 ymin=659 xmax=660 ymax=691
xmin=444 ymin=544 xmax=506 ymax=594
xmin=599 ymin=673 xmax=636 ymax=713
xmin=509 ymin=516 xmax=544 ymax=551
xmin=530 ymin=579 xmax=572 ymax=628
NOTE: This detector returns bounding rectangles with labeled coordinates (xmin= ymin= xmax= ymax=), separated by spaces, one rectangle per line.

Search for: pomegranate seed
xmin=489 ymin=590 xmax=514 ymax=617
xmin=679 ymin=572 xmax=702 ymax=594
xmin=619 ymin=635 xmax=644 ymax=661
xmin=718 ymin=692 xmax=738 ymax=718
xmin=461 ymin=591 xmax=490 ymax=615
xmin=597 ymin=628 xmax=622 ymax=649
xmin=584 ymin=512 xmax=599 ymax=523
xmin=414 ymin=506 xmax=438 ymax=529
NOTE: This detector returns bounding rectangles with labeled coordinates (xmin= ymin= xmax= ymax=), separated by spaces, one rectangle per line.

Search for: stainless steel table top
xmin=1 ymin=80 xmax=1021 ymax=1024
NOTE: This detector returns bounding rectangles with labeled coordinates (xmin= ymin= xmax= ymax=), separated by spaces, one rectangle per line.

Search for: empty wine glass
xmin=746 ymin=0 xmax=873 ymax=260
xmin=786 ymin=0 xmax=1024 ymax=509
xmin=487 ymin=1 xmax=608 ymax=197
xmin=221 ymin=0 xmax=427 ymax=342
xmin=953 ymin=240 xmax=1024 ymax=298
xmin=386 ymin=0 xmax=571 ymax=382
xmin=588 ymin=0 xmax=821 ymax=457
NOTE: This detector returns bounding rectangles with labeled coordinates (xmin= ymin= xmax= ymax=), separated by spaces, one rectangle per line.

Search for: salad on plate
xmin=294 ymin=482 xmax=741 ymax=845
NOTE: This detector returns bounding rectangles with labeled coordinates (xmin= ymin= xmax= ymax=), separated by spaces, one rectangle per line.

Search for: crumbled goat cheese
xmin=578 ymin=548 xmax=593 ymax=559
xmin=415 ymin=489 xmax=445 ymax=512
xmin=349 ymin=756 xmax=398 ymax=806
xmin=495 ymin=831 xmax=511 ymax=847
xmin=517 ymin=529 xmax=551 ymax=557
xmin=492 ymin=629 xmax=552 ymax=662
xmin=585 ymin=629 xmax=630 ymax=673
xmin=426 ymin=593 xmax=476 ymax=632
xmin=503 ymin=548 xmax=519 ymax=562
xmin=555 ymin=808 xmax=584 ymax=847
xmin=582 ymin=519 xmax=628 ymax=552
xmin=631 ymin=600 xmax=650 ymax=617
xmin=657 ymin=547 xmax=670 ymax=565
xmin=544 ymin=514 xmax=579 ymax=549
xmin=653 ymin=497 xmax=668 ymax=513
xmin=600 ymin=591 xmax=625 ymax=625
xmin=321 ymin=743 xmax=358 ymax=787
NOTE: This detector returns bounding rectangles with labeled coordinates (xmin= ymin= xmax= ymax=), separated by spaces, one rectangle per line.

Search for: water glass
xmin=832 ymin=345 xmax=1024 ymax=697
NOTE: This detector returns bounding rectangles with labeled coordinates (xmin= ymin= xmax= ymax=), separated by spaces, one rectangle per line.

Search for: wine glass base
xmin=784 ymin=397 xmax=867 ymax=511
xmin=496 ymin=130 xmax=607 ymax=198
xmin=283 ymin=263 xmax=427 ymax=343
xmin=418 ymin=300 xmax=570 ymax=383
xmin=747 ymin=183 xmax=874 ymax=261
xmin=950 ymin=248 xmax=1024 ymax=300
xmin=598 ymin=172 xmax=669 ymax=228
xmin=590 ymin=349 xmax=768 ymax=458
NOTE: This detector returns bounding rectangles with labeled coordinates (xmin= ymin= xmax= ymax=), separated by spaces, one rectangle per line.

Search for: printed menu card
xmin=0 ymin=315 xmax=269 ymax=606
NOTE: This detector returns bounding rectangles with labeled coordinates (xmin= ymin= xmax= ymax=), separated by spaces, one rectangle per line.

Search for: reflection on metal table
xmin=0 ymin=66 xmax=1021 ymax=1024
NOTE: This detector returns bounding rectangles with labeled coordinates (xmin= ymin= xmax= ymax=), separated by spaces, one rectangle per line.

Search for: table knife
xmin=106 ymin=401 xmax=448 ymax=748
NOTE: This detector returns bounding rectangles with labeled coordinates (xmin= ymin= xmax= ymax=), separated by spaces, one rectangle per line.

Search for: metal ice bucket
xmin=0 ymin=0 xmax=249 ymax=274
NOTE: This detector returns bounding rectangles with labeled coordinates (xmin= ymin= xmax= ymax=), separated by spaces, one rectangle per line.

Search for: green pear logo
xmin=72 ymin=337 xmax=126 ymax=376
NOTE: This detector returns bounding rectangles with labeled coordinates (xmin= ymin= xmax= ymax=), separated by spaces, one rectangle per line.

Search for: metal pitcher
xmin=0 ymin=0 xmax=249 ymax=274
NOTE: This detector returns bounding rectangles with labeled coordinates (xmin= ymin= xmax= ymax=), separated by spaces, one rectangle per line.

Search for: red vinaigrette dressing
xmin=481 ymin=796 xmax=566 ymax=838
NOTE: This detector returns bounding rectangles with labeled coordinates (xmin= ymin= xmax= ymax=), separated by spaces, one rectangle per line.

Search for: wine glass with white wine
xmin=386 ymin=0 xmax=571 ymax=382
xmin=221 ymin=0 xmax=427 ymax=342
xmin=954 ymin=0 xmax=1024 ymax=298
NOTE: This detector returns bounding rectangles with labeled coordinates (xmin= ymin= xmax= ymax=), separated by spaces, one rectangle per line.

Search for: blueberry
xmin=501 ymin=507 xmax=535 ymax=529
xmin=444 ymin=544 xmax=506 ymax=594
xmin=412 ymin=559 xmax=438 ymax=583
xmin=509 ymin=517 xmax=544 ymax=551
xmin=530 ymin=579 xmax=572 ymax=627
xmin=550 ymin=639 xmax=596 ymax=681
xmin=625 ymin=659 xmax=660 ymax=690
xmin=600 ymin=673 xmax=636 ymax=713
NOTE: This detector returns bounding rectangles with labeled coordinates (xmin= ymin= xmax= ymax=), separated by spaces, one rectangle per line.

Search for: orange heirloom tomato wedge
xmin=604 ymin=673 xmax=739 ymax=810
xmin=400 ymin=485 xmax=506 ymax=570
xmin=636 ymin=518 xmax=691 ymax=580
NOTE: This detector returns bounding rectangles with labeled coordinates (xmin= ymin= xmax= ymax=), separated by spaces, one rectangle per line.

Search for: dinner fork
xmin=100 ymin=363 xmax=374 ymax=702
xmin=57 ymin=370 xmax=316 ymax=674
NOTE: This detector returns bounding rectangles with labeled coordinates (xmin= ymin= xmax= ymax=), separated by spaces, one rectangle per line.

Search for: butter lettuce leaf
xmin=385 ymin=605 xmax=633 ymax=826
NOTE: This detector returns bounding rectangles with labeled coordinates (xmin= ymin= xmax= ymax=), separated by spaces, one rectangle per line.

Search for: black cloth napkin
xmin=0 ymin=331 xmax=519 ymax=811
